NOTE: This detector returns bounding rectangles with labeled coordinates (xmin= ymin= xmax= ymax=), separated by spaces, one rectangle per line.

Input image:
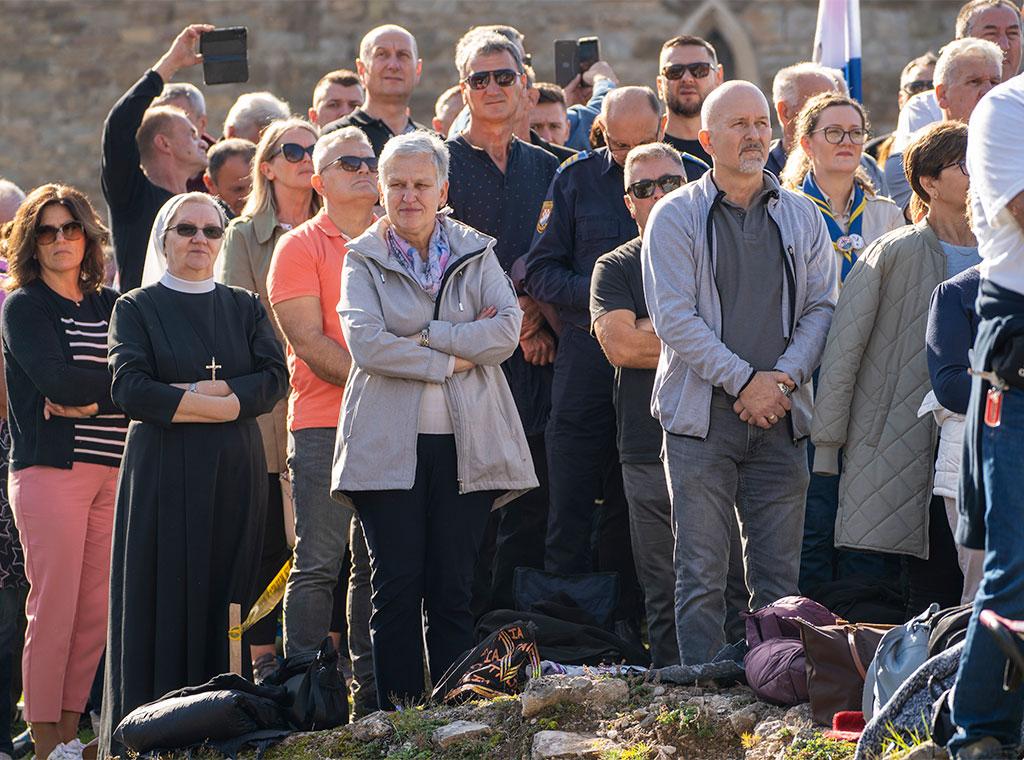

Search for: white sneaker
xmin=46 ymin=739 xmax=85 ymax=760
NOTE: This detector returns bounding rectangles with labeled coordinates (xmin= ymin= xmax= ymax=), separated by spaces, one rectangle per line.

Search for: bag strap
xmin=847 ymin=628 xmax=868 ymax=680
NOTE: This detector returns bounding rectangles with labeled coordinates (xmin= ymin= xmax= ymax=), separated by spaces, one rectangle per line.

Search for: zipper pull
xmin=379 ymin=272 xmax=385 ymax=283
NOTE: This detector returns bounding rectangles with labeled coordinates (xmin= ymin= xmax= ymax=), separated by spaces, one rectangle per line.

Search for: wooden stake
xmin=229 ymin=603 xmax=242 ymax=675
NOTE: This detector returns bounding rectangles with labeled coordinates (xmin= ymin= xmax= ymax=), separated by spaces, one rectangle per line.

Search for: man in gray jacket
xmin=642 ymin=81 xmax=837 ymax=665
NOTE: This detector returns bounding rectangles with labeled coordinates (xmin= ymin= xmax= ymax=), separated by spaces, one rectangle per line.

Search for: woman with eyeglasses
xmin=811 ymin=121 xmax=977 ymax=617
xmin=782 ymin=92 xmax=905 ymax=288
xmin=0 ymin=184 xmax=125 ymax=760
xmin=218 ymin=118 xmax=320 ymax=678
xmin=98 ymin=192 xmax=287 ymax=758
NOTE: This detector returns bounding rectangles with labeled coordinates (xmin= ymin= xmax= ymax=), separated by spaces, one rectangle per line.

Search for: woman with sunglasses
xmin=99 ymin=193 xmax=287 ymax=758
xmin=218 ymin=117 xmax=320 ymax=678
xmin=0 ymin=184 xmax=125 ymax=760
xmin=811 ymin=121 xmax=978 ymax=616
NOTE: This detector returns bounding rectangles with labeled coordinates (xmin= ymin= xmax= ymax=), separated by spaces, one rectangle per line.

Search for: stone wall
xmin=0 ymin=0 xmax=962 ymax=213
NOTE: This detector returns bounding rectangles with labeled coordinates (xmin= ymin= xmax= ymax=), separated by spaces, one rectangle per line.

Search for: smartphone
xmin=200 ymin=27 xmax=249 ymax=85
xmin=576 ymin=37 xmax=600 ymax=75
xmin=554 ymin=39 xmax=578 ymax=88
xmin=553 ymin=37 xmax=601 ymax=88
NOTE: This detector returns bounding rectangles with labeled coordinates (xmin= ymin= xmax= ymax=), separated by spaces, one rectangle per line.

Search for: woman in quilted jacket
xmin=810 ymin=121 xmax=978 ymax=617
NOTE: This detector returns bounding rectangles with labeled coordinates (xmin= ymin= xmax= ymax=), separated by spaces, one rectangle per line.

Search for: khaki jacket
xmin=218 ymin=205 xmax=289 ymax=473
xmin=811 ymin=221 xmax=945 ymax=559
xmin=331 ymin=215 xmax=537 ymax=508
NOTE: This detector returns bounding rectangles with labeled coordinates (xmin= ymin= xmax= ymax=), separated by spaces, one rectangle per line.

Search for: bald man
xmin=641 ymin=81 xmax=837 ymax=665
xmin=334 ymin=24 xmax=429 ymax=155
xmin=525 ymin=87 xmax=683 ymax=639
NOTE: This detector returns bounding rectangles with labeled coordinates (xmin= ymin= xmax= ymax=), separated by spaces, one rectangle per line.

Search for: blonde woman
xmin=218 ymin=117 xmax=320 ymax=677
xmin=781 ymin=92 xmax=905 ymax=596
xmin=782 ymin=92 xmax=904 ymax=287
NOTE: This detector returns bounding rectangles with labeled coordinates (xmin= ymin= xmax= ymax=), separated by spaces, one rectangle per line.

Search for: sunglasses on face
xmin=35 ymin=220 xmax=84 ymax=245
xmin=661 ymin=62 xmax=713 ymax=80
xmin=327 ymin=155 xmax=379 ymax=173
xmin=901 ymin=79 xmax=933 ymax=97
xmin=812 ymin=126 xmax=868 ymax=145
xmin=273 ymin=143 xmax=316 ymax=163
xmin=463 ymin=68 xmax=520 ymax=90
xmin=627 ymin=174 xmax=684 ymax=199
xmin=165 ymin=223 xmax=225 ymax=240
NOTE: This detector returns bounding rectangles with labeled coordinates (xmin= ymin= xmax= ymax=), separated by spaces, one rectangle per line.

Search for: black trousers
xmin=904 ymin=494 xmax=965 ymax=616
xmin=248 ymin=474 xmax=290 ymax=645
xmin=543 ymin=327 xmax=641 ymax=620
xmin=354 ymin=435 xmax=494 ymax=710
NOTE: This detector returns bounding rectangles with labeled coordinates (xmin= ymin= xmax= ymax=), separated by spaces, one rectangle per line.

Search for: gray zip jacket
xmin=331 ymin=215 xmax=538 ymax=508
xmin=641 ymin=170 xmax=838 ymax=440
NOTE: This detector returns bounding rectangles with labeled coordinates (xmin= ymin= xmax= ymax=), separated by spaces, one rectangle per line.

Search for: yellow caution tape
xmin=228 ymin=559 xmax=291 ymax=641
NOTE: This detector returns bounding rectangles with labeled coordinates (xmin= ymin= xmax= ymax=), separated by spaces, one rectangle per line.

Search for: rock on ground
xmin=347 ymin=710 xmax=393 ymax=742
xmin=531 ymin=730 xmax=617 ymax=759
xmin=431 ymin=720 xmax=491 ymax=749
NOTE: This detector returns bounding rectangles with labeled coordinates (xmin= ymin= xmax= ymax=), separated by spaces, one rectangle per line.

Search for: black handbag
xmin=265 ymin=637 xmax=348 ymax=731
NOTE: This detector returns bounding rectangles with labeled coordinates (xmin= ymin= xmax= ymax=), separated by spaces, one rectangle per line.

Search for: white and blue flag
xmin=813 ymin=0 xmax=862 ymax=101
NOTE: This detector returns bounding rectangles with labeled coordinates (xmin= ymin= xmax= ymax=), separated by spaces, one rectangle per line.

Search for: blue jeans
xmin=950 ymin=387 xmax=1024 ymax=754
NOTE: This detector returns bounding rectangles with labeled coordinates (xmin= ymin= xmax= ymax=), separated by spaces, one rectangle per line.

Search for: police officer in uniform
xmin=526 ymin=86 xmax=704 ymax=636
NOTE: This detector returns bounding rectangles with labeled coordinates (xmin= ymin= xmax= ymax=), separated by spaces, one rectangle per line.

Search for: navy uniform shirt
xmin=333 ymin=107 xmax=430 ymax=156
xmin=446 ymin=134 xmax=559 ymax=436
xmin=524 ymin=147 xmax=639 ymax=330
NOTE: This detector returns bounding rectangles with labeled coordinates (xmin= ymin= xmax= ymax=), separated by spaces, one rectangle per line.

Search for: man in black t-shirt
xmin=657 ymin=35 xmax=721 ymax=171
xmin=590 ymin=142 xmax=746 ymax=667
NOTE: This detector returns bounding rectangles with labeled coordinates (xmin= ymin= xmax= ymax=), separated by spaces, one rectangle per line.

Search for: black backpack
xmin=926 ymin=604 xmax=974 ymax=657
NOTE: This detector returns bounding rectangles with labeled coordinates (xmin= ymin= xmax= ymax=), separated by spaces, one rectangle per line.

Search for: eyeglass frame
xmin=626 ymin=174 xmax=685 ymax=199
xmin=272 ymin=142 xmax=316 ymax=163
xmin=660 ymin=62 xmax=714 ymax=81
xmin=35 ymin=220 xmax=85 ymax=245
xmin=325 ymin=154 xmax=379 ymax=173
xmin=163 ymin=223 xmax=226 ymax=240
xmin=901 ymin=79 xmax=933 ymax=97
xmin=942 ymin=158 xmax=969 ymax=177
xmin=809 ymin=126 xmax=869 ymax=145
xmin=461 ymin=68 xmax=522 ymax=91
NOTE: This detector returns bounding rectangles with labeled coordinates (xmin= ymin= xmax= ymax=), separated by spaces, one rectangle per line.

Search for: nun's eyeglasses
xmin=165 ymin=223 xmax=225 ymax=240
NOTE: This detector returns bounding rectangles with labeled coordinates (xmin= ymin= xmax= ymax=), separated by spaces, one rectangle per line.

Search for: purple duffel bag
xmin=743 ymin=595 xmax=838 ymax=647
xmin=744 ymin=637 xmax=810 ymax=706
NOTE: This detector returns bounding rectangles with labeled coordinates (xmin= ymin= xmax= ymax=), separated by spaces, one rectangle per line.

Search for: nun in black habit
xmin=99 ymin=193 xmax=287 ymax=758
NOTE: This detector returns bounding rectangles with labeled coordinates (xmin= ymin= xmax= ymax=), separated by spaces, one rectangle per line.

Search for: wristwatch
xmin=777 ymin=382 xmax=794 ymax=397
xmin=419 ymin=328 xmax=430 ymax=348
xmin=188 ymin=382 xmax=199 ymax=394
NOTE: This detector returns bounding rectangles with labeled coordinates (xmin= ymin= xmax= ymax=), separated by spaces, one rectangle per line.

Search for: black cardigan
xmin=1 ymin=280 xmax=120 ymax=470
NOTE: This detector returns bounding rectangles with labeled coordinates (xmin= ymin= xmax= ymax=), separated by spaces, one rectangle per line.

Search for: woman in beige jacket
xmin=332 ymin=132 xmax=536 ymax=710
xmin=218 ymin=118 xmax=320 ymax=674
xmin=811 ymin=121 xmax=975 ymax=614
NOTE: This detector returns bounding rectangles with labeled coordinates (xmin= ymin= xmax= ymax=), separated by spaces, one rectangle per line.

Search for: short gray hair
xmin=956 ymin=0 xmax=1021 ymax=38
xmin=772 ymin=61 xmax=844 ymax=105
xmin=0 ymin=178 xmax=26 ymax=223
xmin=379 ymin=131 xmax=449 ymax=187
xmin=313 ymin=127 xmax=373 ymax=173
xmin=624 ymin=143 xmax=684 ymax=186
xmin=223 ymin=92 xmax=291 ymax=139
xmin=154 ymin=82 xmax=206 ymax=117
xmin=455 ymin=31 xmax=524 ymax=79
xmin=935 ymin=37 xmax=1004 ymax=85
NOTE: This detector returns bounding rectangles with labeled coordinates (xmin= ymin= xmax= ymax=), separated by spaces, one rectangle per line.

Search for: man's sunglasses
xmin=165 ymin=223 xmax=225 ymax=240
xmin=627 ymin=174 xmax=684 ymax=199
xmin=327 ymin=155 xmax=379 ymax=173
xmin=661 ymin=62 xmax=713 ymax=81
xmin=901 ymin=79 xmax=933 ymax=97
xmin=273 ymin=143 xmax=316 ymax=163
xmin=35 ymin=220 xmax=84 ymax=245
xmin=463 ymin=68 xmax=520 ymax=90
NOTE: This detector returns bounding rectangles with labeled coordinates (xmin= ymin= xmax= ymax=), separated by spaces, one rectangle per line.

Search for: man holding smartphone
xmin=101 ymin=24 xmax=212 ymax=291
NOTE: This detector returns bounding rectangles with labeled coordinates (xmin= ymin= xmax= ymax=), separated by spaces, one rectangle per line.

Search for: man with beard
xmin=657 ymin=35 xmax=721 ymax=170
xmin=641 ymin=81 xmax=836 ymax=664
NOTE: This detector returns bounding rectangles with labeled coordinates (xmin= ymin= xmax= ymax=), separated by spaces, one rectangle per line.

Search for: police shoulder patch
xmin=536 ymin=200 xmax=554 ymax=233
xmin=555 ymin=150 xmax=590 ymax=175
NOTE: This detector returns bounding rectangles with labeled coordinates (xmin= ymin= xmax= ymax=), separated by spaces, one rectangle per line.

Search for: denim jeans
xmin=664 ymin=394 xmax=808 ymax=665
xmin=950 ymin=387 xmax=1024 ymax=755
xmin=282 ymin=428 xmax=354 ymax=654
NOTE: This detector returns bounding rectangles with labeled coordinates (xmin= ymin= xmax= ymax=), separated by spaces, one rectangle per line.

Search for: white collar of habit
xmin=159 ymin=270 xmax=215 ymax=294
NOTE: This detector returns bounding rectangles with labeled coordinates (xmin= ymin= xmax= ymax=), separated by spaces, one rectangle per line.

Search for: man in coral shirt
xmin=267 ymin=126 xmax=378 ymax=714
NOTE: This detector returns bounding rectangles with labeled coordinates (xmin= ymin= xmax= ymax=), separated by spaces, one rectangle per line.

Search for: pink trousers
xmin=9 ymin=462 xmax=117 ymax=722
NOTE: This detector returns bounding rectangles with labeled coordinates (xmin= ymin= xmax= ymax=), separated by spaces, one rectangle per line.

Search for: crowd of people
xmin=1 ymin=1 xmax=1024 ymax=758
